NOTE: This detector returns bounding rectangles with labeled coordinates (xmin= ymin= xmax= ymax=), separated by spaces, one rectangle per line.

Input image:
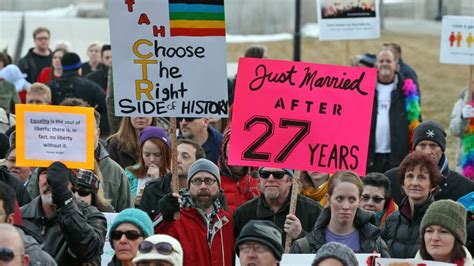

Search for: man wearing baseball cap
xmin=385 ymin=120 xmax=474 ymax=204
xmin=233 ymin=167 xmax=323 ymax=246
xmin=155 ymin=158 xmax=234 ymax=265
xmin=235 ymin=220 xmax=283 ymax=266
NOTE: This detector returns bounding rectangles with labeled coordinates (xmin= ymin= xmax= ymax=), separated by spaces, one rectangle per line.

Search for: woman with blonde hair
xmin=107 ymin=116 xmax=157 ymax=169
xmin=415 ymin=200 xmax=473 ymax=266
xmin=291 ymin=170 xmax=390 ymax=256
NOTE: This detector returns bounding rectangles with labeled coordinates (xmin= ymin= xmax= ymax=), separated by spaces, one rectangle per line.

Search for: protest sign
xmin=15 ymin=104 xmax=95 ymax=169
xmin=109 ymin=0 xmax=228 ymax=117
xmin=317 ymin=0 xmax=380 ymax=41
xmin=228 ymin=58 xmax=376 ymax=175
xmin=440 ymin=16 xmax=474 ymax=65
xmin=375 ymin=258 xmax=456 ymax=266
xmin=236 ymin=253 xmax=379 ymax=265
xmin=101 ymin=212 xmax=119 ymax=266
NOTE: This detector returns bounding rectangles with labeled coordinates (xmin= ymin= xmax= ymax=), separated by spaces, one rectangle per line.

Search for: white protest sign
xmin=375 ymin=258 xmax=456 ymax=266
xmin=101 ymin=212 xmax=119 ymax=266
xmin=15 ymin=104 xmax=95 ymax=169
xmin=317 ymin=0 xmax=380 ymax=41
xmin=109 ymin=0 xmax=228 ymax=117
xmin=236 ymin=253 xmax=379 ymax=265
xmin=440 ymin=16 xmax=474 ymax=65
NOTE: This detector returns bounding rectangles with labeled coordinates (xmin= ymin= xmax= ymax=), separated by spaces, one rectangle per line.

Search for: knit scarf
xmin=301 ymin=181 xmax=329 ymax=207
xmin=403 ymin=78 xmax=421 ymax=149
xmin=462 ymin=110 xmax=474 ymax=180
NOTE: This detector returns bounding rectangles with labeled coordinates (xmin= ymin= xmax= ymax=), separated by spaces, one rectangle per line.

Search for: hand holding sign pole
xmin=284 ymin=171 xmax=301 ymax=253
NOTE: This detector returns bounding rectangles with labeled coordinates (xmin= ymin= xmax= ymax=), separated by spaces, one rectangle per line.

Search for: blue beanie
xmin=109 ymin=208 xmax=153 ymax=247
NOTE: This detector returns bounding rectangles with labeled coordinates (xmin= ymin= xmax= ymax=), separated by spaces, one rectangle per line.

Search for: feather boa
xmin=462 ymin=110 xmax=474 ymax=180
xmin=403 ymin=78 xmax=421 ymax=149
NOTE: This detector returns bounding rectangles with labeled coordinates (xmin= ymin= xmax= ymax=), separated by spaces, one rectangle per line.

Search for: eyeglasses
xmin=177 ymin=117 xmax=197 ymax=122
xmin=111 ymin=230 xmax=142 ymax=241
xmin=259 ymin=170 xmax=287 ymax=179
xmin=238 ymin=243 xmax=270 ymax=254
xmin=74 ymin=186 xmax=93 ymax=197
xmin=35 ymin=36 xmax=49 ymax=41
xmin=190 ymin=177 xmax=217 ymax=186
xmin=361 ymin=194 xmax=385 ymax=204
xmin=139 ymin=241 xmax=175 ymax=255
xmin=0 ymin=248 xmax=14 ymax=262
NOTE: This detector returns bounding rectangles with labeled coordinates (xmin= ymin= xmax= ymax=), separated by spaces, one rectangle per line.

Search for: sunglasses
xmin=74 ymin=186 xmax=93 ymax=197
xmin=361 ymin=195 xmax=385 ymax=204
xmin=0 ymin=248 xmax=14 ymax=262
xmin=177 ymin=117 xmax=197 ymax=122
xmin=139 ymin=241 xmax=175 ymax=255
xmin=259 ymin=170 xmax=287 ymax=179
xmin=111 ymin=230 xmax=142 ymax=241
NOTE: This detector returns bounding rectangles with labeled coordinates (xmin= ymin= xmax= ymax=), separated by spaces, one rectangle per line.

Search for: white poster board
xmin=317 ymin=0 xmax=380 ymax=41
xmin=375 ymin=258 xmax=456 ymax=266
xmin=236 ymin=253 xmax=379 ymax=265
xmin=101 ymin=212 xmax=119 ymax=266
xmin=440 ymin=16 xmax=474 ymax=65
xmin=109 ymin=0 xmax=228 ymax=117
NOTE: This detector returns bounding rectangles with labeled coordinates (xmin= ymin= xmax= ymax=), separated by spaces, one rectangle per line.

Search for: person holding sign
xmin=415 ymin=200 xmax=473 ymax=266
xmin=367 ymin=49 xmax=421 ymax=174
xmin=233 ymin=168 xmax=323 ymax=246
xmin=155 ymin=159 xmax=233 ymax=266
xmin=381 ymin=151 xmax=441 ymax=258
xmin=125 ymin=126 xmax=171 ymax=206
xmin=20 ymin=161 xmax=107 ymax=265
xmin=290 ymin=171 xmax=390 ymax=257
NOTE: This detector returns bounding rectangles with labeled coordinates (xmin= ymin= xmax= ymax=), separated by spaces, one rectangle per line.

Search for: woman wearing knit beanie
xmin=108 ymin=208 xmax=154 ymax=266
xmin=415 ymin=200 xmax=473 ymax=266
xmin=124 ymin=126 xmax=171 ymax=206
xmin=312 ymin=242 xmax=358 ymax=266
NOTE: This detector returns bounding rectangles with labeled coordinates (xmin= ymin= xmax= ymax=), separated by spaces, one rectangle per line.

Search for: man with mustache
xmin=233 ymin=167 xmax=323 ymax=246
xmin=20 ymin=161 xmax=107 ymax=265
xmin=366 ymin=49 xmax=420 ymax=173
xmin=155 ymin=158 xmax=234 ymax=266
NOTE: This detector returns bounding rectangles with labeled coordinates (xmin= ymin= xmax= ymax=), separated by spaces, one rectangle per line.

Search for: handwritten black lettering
xmin=249 ymin=64 xmax=297 ymax=91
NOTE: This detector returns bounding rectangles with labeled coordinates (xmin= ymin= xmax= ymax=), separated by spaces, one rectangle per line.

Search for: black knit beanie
xmin=413 ymin=120 xmax=446 ymax=151
xmin=61 ymin=52 xmax=82 ymax=71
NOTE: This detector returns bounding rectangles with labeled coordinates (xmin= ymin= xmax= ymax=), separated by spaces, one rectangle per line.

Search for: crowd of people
xmin=0 ymin=26 xmax=473 ymax=266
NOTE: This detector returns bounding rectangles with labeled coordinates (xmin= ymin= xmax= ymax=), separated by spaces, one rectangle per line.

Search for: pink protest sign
xmin=228 ymin=58 xmax=377 ymax=175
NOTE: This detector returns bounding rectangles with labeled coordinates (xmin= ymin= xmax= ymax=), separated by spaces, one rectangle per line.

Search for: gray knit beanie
xmin=312 ymin=242 xmax=358 ymax=266
xmin=187 ymin=158 xmax=220 ymax=187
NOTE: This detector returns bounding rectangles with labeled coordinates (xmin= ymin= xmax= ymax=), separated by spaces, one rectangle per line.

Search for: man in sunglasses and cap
xmin=155 ymin=158 xmax=234 ymax=266
xmin=20 ymin=161 xmax=107 ymax=265
xmin=0 ymin=224 xmax=29 ymax=266
xmin=233 ymin=167 xmax=323 ymax=246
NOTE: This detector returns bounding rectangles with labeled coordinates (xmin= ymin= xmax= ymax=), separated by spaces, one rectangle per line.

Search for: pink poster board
xmin=228 ymin=58 xmax=376 ymax=175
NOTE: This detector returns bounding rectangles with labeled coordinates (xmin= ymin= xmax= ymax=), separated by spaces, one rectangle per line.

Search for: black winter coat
xmin=233 ymin=193 xmax=323 ymax=246
xmin=106 ymin=136 xmax=138 ymax=169
xmin=381 ymin=195 xmax=434 ymax=258
xmin=0 ymin=166 xmax=31 ymax=206
xmin=290 ymin=207 xmax=390 ymax=257
xmin=367 ymin=73 xmax=413 ymax=171
xmin=47 ymin=72 xmax=110 ymax=137
xmin=21 ymin=196 xmax=107 ymax=265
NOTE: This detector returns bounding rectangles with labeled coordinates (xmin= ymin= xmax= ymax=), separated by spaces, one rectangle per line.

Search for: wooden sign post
xmin=284 ymin=171 xmax=301 ymax=252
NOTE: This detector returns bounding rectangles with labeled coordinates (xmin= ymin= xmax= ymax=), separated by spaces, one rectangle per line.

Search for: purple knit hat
xmin=139 ymin=126 xmax=170 ymax=148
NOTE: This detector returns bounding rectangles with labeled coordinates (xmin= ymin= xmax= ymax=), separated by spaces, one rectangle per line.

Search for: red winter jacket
xmin=220 ymin=173 xmax=259 ymax=215
xmin=155 ymin=207 xmax=234 ymax=266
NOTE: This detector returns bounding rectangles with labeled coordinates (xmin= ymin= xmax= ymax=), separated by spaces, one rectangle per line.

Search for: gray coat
xmin=449 ymin=88 xmax=470 ymax=172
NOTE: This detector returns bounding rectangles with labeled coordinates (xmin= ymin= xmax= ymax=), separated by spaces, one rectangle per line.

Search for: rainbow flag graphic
xmin=168 ymin=0 xmax=225 ymax=37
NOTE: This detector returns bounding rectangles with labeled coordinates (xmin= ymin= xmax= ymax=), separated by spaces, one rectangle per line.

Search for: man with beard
xmin=20 ymin=161 xmax=107 ymax=265
xmin=178 ymin=117 xmax=223 ymax=164
xmin=233 ymin=167 xmax=323 ymax=246
xmin=155 ymin=158 xmax=234 ymax=266
xmin=366 ymin=49 xmax=420 ymax=173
